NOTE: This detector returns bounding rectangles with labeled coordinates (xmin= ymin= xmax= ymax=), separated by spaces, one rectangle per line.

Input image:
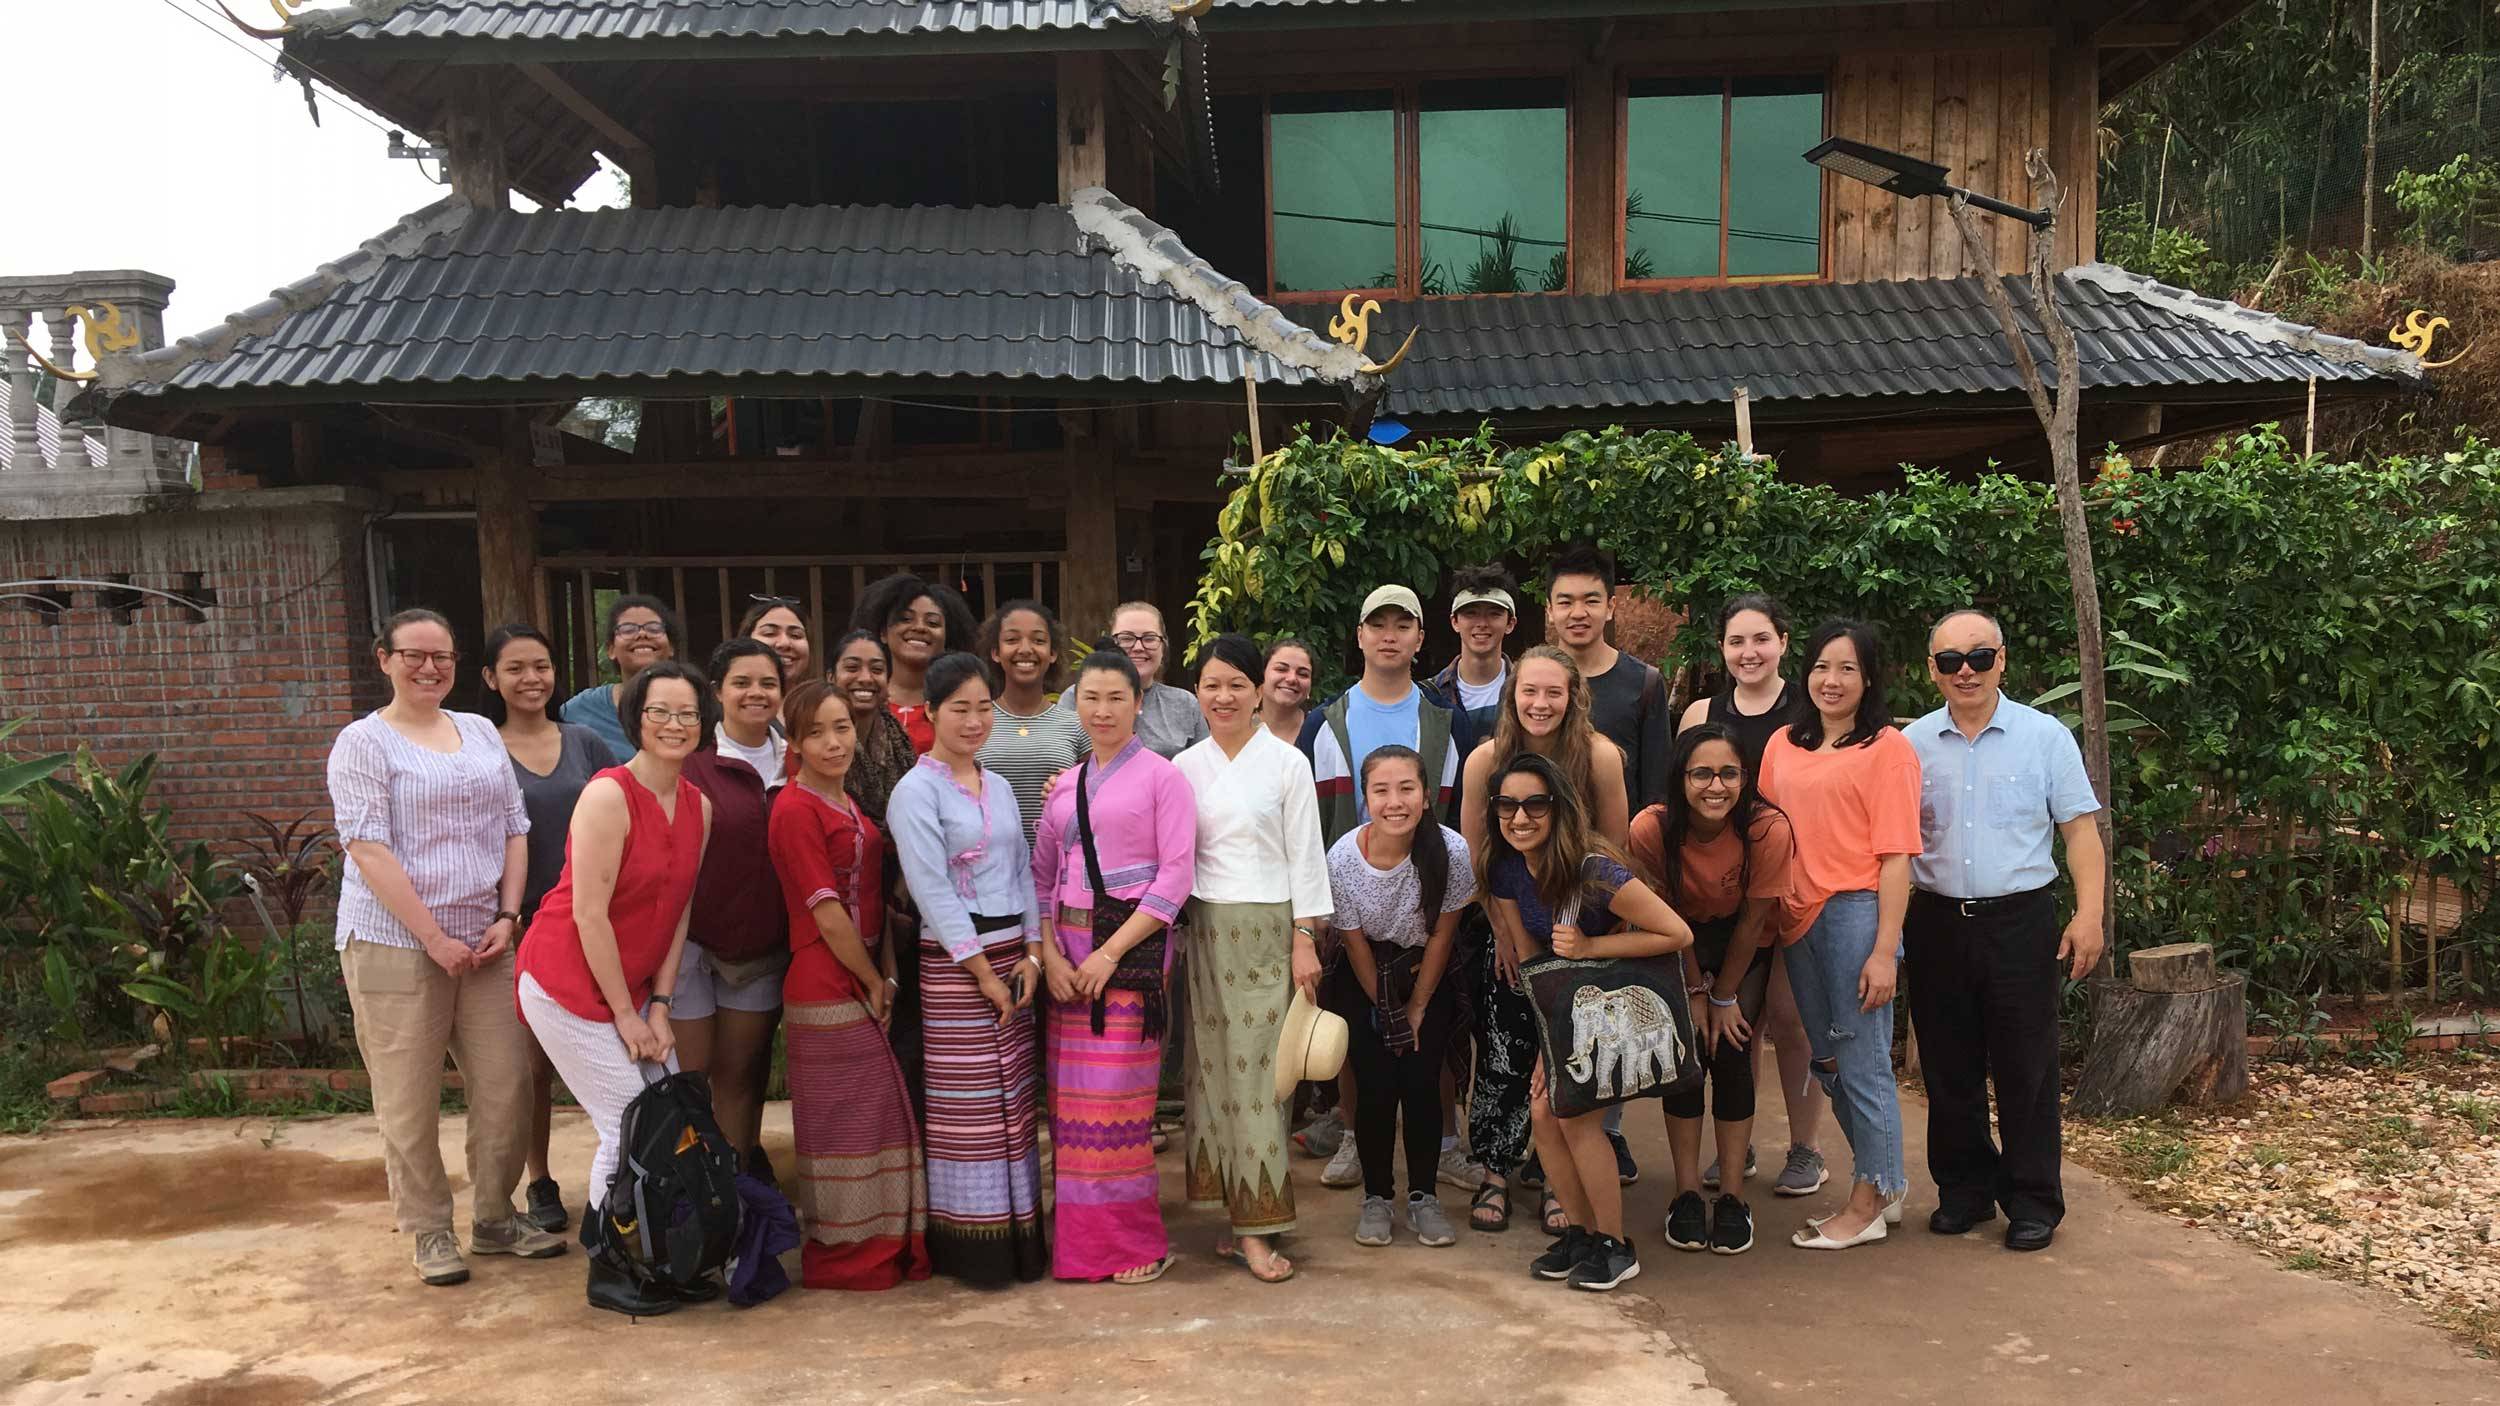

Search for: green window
xmin=1418 ymin=79 xmax=1569 ymax=295
xmin=1270 ymin=92 xmax=1397 ymax=295
xmin=1624 ymin=76 xmax=1824 ymax=283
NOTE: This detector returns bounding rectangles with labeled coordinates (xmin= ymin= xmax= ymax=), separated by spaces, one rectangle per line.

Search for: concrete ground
xmin=1 ymin=1088 xmax=2491 ymax=1406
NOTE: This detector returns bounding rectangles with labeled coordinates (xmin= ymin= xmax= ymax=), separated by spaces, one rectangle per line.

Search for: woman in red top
xmin=767 ymin=680 xmax=931 ymax=1290
xmin=516 ymin=661 xmax=713 ymax=1316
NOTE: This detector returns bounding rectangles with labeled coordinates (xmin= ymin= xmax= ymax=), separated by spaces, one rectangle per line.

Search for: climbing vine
xmin=1194 ymin=425 xmax=2500 ymax=1008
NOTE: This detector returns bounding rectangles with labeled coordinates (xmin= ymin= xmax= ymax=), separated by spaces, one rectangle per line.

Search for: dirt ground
xmin=2 ymin=1089 xmax=2493 ymax=1406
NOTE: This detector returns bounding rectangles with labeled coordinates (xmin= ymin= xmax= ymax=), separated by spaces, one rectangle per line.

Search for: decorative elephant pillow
xmin=1519 ymin=952 xmax=1703 ymax=1118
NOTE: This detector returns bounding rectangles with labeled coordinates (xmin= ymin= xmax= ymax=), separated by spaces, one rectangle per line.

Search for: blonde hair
xmin=1109 ymin=600 xmax=1165 ymax=633
xmin=1487 ymin=645 xmax=1601 ymax=806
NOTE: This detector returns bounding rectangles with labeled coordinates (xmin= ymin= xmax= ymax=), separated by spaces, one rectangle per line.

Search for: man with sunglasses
xmin=1905 ymin=609 xmax=2105 ymax=1253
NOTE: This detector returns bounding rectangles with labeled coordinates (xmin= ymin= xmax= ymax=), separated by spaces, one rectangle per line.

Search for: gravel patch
xmin=2068 ymin=1051 xmax=2500 ymax=1357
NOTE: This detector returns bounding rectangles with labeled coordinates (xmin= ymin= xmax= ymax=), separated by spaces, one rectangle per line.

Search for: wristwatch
xmin=648 ymin=992 xmax=674 ymax=1008
xmin=493 ymin=909 xmax=521 ymax=924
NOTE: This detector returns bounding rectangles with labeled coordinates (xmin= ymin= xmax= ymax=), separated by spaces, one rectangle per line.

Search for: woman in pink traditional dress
xmin=1031 ymin=649 xmax=1198 ymax=1284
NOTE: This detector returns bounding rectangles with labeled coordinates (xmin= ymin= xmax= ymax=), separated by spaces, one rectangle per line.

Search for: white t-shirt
xmin=1326 ymin=823 xmax=1475 ymax=948
xmin=1455 ymin=664 xmax=1508 ymax=713
xmin=713 ymin=725 xmax=787 ymax=790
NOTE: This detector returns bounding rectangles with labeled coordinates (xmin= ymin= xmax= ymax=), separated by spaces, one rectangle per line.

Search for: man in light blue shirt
xmin=1905 ymin=609 xmax=2105 ymax=1254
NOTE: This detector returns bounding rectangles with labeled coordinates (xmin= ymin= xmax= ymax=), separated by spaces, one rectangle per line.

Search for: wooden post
xmin=1062 ymin=426 xmax=1117 ymax=638
xmin=2304 ymin=376 xmax=2318 ymax=458
xmin=442 ymin=70 xmax=512 ymax=211
xmin=1244 ymin=369 xmax=1264 ymax=462
xmin=1056 ymin=52 xmax=1110 ymax=201
xmin=1733 ymin=385 xmax=1755 ymax=458
xmin=2046 ymin=37 xmax=2097 ymax=269
xmin=1569 ymin=49 xmax=1618 ymax=294
xmin=477 ymin=413 xmax=541 ymax=630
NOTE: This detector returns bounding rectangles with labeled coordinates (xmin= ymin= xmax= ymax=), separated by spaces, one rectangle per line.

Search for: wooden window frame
xmin=1261 ymin=74 xmax=1575 ymax=303
xmin=1616 ymin=65 xmax=1833 ymax=292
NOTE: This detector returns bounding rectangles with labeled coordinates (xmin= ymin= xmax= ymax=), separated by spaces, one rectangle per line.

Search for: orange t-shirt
xmin=1630 ymin=804 xmax=1811 ymax=946
xmin=1755 ymin=726 xmax=1924 ymax=934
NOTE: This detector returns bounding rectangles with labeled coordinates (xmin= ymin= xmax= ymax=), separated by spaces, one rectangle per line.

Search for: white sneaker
xmin=1322 ymin=1137 xmax=1364 ymax=1189
xmin=1436 ymin=1144 xmax=1487 ymax=1191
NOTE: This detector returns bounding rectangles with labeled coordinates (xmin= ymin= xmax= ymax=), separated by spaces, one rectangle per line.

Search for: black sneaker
xmin=1711 ymin=1195 xmax=1755 ymax=1255
xmin=1516 ymin=1152 xmax=1545 ymax=1189
xmin=1531 ymin=1226 xmax=1588 ymax=1280
xmin=1663 ymin=1191 xmax=1710 ymax=1252
xmin=1609 ymin=1130 xmax=1639 ymax=1185
xmin=1567 ymin=1232 xmax=1642 ymax=1291
xmin=524 ymin=1176 xmax=568 ymax=1233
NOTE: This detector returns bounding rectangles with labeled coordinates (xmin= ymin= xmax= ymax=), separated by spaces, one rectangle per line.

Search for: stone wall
xmin=0 ymin=488 xmax=383 ymax=859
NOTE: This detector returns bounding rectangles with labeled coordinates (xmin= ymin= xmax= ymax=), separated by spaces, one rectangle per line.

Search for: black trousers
xmin=1904 ymin=887 xmax=2066 ymax=1226
xmin=1662 ymin=918 xmax=1771 ymax=1122
xmin=1331 ymin=955 xmax=1457 ymax=1200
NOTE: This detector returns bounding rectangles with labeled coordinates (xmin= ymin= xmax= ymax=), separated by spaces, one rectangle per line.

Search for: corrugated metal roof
xmin=1279 ymin=269 xmax=2421 ymax=418
xmin=292 ymin=0 xmax=1133 ymax=43
xmin=104 ymin=191 xmax=1359 ymax=401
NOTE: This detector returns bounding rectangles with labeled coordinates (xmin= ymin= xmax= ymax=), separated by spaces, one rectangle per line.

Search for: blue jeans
xmin=1787 ymin=891 xmax=1906 ymax=1196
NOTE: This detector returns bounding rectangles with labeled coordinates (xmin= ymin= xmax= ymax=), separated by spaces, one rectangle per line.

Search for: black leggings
xmin=1662 ymin=922 xmax=1772 ymax=1123
xmin=1332 ymin=954 xmax=1457 ymax=1200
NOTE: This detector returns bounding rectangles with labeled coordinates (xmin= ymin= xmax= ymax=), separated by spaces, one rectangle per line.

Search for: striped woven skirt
xmin=1181 ymin=898 xmax=1299 ymax=1237
xmin=920 ymin=928 xmax=1048 ymax=1285
xmin=1046 ymin=965 xmax=1166 ymax=1281
xmin=785 ymin=996 xmax=930 ymax=1291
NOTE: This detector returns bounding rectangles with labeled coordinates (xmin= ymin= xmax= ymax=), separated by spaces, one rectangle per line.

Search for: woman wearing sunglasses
xmin=560 ymin=594 xmax=683 ymax=762
xmin=1457 ymin=645 xmax=1630 ymax=1236
xmin=1479 ymin=753 xmax=1690 ymax=1292
xmin=1756 ymin=620 xmax=1923 ymax=1251
xmin=1629 ymin=722 xmax=1802 ymax=1258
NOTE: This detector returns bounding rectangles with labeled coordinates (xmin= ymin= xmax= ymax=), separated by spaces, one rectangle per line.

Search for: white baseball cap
xmin=1359 ymin=584 xmax=1424 ymax=621
xmin=1450 ymin=586 xmax=1515 ymax=616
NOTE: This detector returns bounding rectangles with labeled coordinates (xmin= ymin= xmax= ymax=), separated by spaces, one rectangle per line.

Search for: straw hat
xmin=1274 ymin=987 xmax=1349 ymax=1104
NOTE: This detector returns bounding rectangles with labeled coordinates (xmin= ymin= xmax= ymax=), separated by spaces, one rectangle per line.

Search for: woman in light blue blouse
xmin=885 ymin=651 xmax=1046 ymax=1285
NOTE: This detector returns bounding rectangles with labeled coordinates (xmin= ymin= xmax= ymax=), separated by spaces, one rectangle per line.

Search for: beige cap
xmin=1274 ymin=987 xmax=1351 ymax=1104
xmin=1360 ymin=584 xmax=1424 ymax=621
xmin=1450 ymin=586 xmax=1515 ymax=616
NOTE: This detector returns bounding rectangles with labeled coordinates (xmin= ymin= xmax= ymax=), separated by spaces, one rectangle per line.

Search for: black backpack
xmin=587 ymin=1070 xmax=743 ymax=1288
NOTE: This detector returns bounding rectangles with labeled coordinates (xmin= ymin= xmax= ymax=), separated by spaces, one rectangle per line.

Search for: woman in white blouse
xmin=1172 ymin=633 xmax=1334 ymax=1284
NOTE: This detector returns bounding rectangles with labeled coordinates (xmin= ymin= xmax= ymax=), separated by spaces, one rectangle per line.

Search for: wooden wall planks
xmin=1828 ymin=47 xmax=2050 ymax=280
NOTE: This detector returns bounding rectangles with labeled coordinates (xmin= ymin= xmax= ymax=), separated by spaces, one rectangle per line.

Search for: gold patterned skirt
xmin=1181 ymin=898 xmax=1297 ymax=1236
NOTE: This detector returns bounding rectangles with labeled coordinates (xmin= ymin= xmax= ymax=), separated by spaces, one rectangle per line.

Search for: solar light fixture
xmin=1803 ymin=136 xmax=2052 ymax=229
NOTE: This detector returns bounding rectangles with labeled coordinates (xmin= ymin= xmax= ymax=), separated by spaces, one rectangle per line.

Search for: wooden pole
xmin=477 ymin=412 xmax=542 ymax=631
xmin=1950 ymin=154 xmax=2114 ymax=973
xmin=1244 ymin=368 xmax=1264 ymax=462
xmin=2304 ymin=376 xmax=2318 ymax=458
xmin=1734 ymin=385 xmax=1755 ymax=458
xmin=2364 ymin=0 xmax=2382 ymax=260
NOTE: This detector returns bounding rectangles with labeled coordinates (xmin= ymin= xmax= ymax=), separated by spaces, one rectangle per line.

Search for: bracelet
xmin=647 ymin=993 xmax=673 ymax=1008
xmin=492 ymin=909 xmax=520 ymax=924
xmin=1708 ymin=993 xmax=1740 ymax=1009
xmin=1686 ymin=984 xmax=1711 ymax=997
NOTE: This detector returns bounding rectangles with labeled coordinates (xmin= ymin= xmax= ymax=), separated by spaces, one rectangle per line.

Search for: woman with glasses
xmin=1630 ymin=722 xmax=1802 ymax=1259
xmin=886 ymin=652 xmax=1047 ymax=1285
xmin=741 ymin=595 xmax=813 ymax=682
xmin=1757 ymin=620 xmax=1922 ymax=1252
xmin=480 ymin=623 xmax=617 ymax=1236
xmin=851 ymin=573 xmax=979 ymax=757
xmin=517 ymin=661 xmax=715 ymax=1315
xmin=1481 ymin=752 xmax=1690 ymax=1293
xmin=330 ymin=609 xmax=567 ymax=1290
xmin=1056 ymin=601 xmax=1207 ymax=759
xmin=1455 ymin=645 xmax=1630 ymax=1236
xmin=561 ymin=594 xmax=683 ymax=762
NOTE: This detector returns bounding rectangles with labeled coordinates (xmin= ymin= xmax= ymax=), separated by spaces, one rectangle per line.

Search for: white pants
xmin=517 ymin=972 xmax=677 ymax=1207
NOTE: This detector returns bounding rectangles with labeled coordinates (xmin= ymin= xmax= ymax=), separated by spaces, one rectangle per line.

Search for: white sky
xmin=0 ymin=0 xmax=622 ymax=347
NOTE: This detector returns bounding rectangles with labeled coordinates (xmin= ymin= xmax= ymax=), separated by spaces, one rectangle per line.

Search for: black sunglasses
xmin=1931 ymin=647 xmax=2001 ymax=675
xmin=1491 ymin=794 xmax=1555 ymax=819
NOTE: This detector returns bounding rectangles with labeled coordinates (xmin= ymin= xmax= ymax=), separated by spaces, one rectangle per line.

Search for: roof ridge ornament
xmin=1327 ymin=294 xmax=1416 ymax=376
xmin=209 ymin=0 xmax=302 ymax=39
xmin=2387 ymin=310 xmax=2469 ymax=368
xmin=5 ymin=303 xmax=141 ymax=383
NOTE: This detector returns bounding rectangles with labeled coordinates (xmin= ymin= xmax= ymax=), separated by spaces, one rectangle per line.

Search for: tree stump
xmin=2071 ymin=947 xmax=2249 ymax=1118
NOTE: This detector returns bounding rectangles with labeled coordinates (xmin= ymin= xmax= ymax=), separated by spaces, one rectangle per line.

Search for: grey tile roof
xmin=1281 ymin=267 xmax=2422 ymax=419
xmin=98 ymin=190 xmax=1365 ymax=402
xmin=290 ymin=0 xmax=1142 ymax=43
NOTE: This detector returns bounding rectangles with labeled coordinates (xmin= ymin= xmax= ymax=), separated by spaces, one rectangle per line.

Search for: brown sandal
xmin=1470 ymin=1180 xmax=1511 ymax=1232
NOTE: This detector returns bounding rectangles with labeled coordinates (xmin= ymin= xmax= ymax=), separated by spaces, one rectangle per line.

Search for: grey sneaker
xmin=1294 ymin=1107 xmax=1346 ymax=1158
xmin=1354 ymin=1195 xmax=1395 ymax=1246
xmin=413 ymin=1228 xmax=469 ymax=1286
xmin=1322 ymin=1137 xmax=1365 ymax=1189
xmin=1773 ymin=1146 xmax=1829 ymax=1197
xmin=1436 ymin=1144 xmax=1487 ymax=1192
xmin=1407 ymin=1192 xmax=1457 ymax=1247
xmin=1701 ymin=1145 xmax=1758 ymax=1190
xmin=471 ymin=1216 xmax=568 ymax=1259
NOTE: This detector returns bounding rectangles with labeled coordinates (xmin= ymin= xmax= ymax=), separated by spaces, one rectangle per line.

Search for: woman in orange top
xmin=1755 ymin=621 xmax=1922 ymax=1252
xmin=1629 ymin=721 xmax=1803 ymax=1259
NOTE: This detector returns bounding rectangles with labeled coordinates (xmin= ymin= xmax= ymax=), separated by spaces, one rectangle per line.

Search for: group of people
xmin=325 ymin=548 xmax=2105 ymax=1310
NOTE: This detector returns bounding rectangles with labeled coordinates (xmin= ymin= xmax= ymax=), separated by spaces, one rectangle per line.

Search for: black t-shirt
xmin=1707 ymin=681 xmax=1797 ymax=773
xmin=1585 ymin=653 xmax=1671 ymax=810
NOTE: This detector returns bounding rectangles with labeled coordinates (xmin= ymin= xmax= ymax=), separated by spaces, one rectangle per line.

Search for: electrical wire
xmin=152 ymin=0 xmax=398 ymax=141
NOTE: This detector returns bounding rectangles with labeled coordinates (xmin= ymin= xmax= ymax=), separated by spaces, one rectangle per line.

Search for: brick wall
xmin=0 ymin=488 xmax=383 ymax=864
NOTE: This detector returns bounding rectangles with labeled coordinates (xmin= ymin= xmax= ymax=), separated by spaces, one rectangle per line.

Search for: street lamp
xmin=1803 ymin=137 xmax=2052 ymax=228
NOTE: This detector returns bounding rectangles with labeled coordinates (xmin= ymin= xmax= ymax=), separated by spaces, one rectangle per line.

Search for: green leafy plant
xmin=0 ymin=717 xmax=71 ymax=805
xmin=2098 ymin=201 xmax=2222 ymax=290
xmin=2388 ymin=153 xmax=2498 ymax=257
xmin=236 ymin=811 xmax=341 ymax=1055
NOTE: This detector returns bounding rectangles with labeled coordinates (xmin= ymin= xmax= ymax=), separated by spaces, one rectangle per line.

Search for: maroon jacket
xmin=680 ymin=750 xmax=784 ymax=961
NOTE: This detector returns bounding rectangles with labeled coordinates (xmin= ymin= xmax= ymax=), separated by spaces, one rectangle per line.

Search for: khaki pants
xmin=343 ymin=938 xmax=531 ymax=1235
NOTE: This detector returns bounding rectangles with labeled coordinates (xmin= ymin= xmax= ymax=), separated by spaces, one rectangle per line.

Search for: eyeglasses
xmin=389 ymin=649 xmax=458 ymax=669
xmin=614 ymin=620 xmax=670 ymax=639
xmin=1684 ymin=765 xmax=1745 ymax=786
xmin=640 ymin=707 xmax=703 ymax=727
xmin=1491 ymin=794 xmax=1555 ymax=819
xmin=1112 ymin=631 xmax=1165 ymax=649
xmin=1931 ymin=647 xmax=2002 ymax=675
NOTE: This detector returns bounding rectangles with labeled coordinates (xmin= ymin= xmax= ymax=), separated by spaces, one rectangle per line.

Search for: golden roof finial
xmin=6 ymin=303 xmax=141 ymax=383
xmin=1328 ymin=292 xmax=1418 ymax=376
xmin=2389 ymin=309 xmax=2470 ymax=368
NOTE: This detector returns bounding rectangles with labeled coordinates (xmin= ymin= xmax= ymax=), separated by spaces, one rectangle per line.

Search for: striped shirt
xmin=979 ymin=703 xmax=1087 ymax=847
xmin=327 ymin=710 xmax=529 ymax=954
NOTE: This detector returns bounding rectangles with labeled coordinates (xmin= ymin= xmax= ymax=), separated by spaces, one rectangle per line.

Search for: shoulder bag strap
xmin=1074 ymin=758 xmax=1112 ymax=906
